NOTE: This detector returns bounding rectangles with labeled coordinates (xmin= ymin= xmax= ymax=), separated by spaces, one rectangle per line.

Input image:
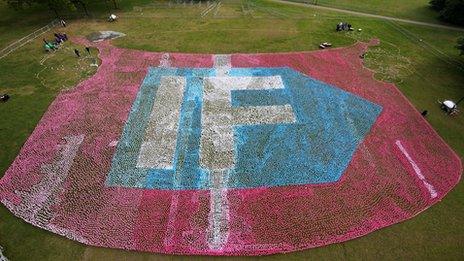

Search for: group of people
xmin=73 ymin=47 xmax=91 ymax=58
xmin=55 ymin=32 xmax=68 ymax=44
xmin=43 ymin=33 xmax=92 ymax=59
xmin=43 ymin=32 xmax=68 ymax=52
xmin=336 ymin=22 xmax=353 ymax=31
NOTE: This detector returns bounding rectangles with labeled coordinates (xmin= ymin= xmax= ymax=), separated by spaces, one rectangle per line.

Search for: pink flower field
xmin=0 ymin=38 xmax=461 ymax=256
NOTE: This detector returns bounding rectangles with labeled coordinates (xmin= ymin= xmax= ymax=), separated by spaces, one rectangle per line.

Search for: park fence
xmin=0 ymin=19 xmax=61 ymax=60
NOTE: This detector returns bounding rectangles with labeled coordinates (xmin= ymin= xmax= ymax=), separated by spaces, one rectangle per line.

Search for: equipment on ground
xmin=0 ymin=94 xmax=10 ymax=102
xmin=319 ymin=42 xmax=332 ymax=49
xmin=108 ymin=14 xmax=118 ymax=22
xmin=336 ymin=22 xmax=352 ymax=31
xmin=439 ymin=100 xmax=459 ymax=115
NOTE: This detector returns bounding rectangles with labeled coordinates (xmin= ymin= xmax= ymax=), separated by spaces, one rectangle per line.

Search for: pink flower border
xmin=0 ymin=38 xmax=461 ymax=256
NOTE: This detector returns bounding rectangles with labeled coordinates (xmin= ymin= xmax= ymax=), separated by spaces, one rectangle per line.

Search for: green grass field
xmin=292 ymin=0 xmax=442 ymax=24
xmin=0 ymin=0 xmax=463 ymax=260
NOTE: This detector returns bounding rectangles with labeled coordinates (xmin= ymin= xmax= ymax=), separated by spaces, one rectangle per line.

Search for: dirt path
xmin=270 ymin=0 xmax=464 ymax=32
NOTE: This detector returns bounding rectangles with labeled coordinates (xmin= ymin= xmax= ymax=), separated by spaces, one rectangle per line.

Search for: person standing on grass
xmin=74 ymin=49 xmax=80 ymax=57
xmin=85 ymin=47 xmax=91 ymax=55
xmin=55 ymin=33 xmax=66 ymax=43
xmin=61 ymin=19 xmax=66 ymax=27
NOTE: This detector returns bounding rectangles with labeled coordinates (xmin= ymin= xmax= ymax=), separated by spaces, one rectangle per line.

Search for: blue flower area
xmin=106 ymin=67 xmax=382 ymax=190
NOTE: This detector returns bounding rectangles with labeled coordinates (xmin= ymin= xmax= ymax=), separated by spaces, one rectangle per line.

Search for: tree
xmin=439 ymin=0 xmax=464 ymax=25
xmin=4 ymin=0 xmax=91 ymax=17
xmin=429 ymin=0 xmax=447 ymax=10
xmin=70 ymin=0 xmax=89 ymax=16
xmin=429 ymin=0 xmax=464 ymax=25
xmin=108 ymin=0 xmax=118 ymax=9
xmin=5 ymin=0 xmax=33 ymax=10
xmin=47 ymin=0 xmax=76 ymax=17
xmin=458 ymin=37 xmax=464 ymax=55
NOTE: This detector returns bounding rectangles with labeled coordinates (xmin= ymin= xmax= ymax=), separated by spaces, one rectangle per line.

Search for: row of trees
xmin=429 ymin=0 xmax=464 ymax=25
xmin=430 ymin=1 xmax=464 ymax=55
xmin=5 ymin=0 xmax=119 ymax=17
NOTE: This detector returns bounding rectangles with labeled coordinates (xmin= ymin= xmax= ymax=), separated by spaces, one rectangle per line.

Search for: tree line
xmin=429 ymin=1 xmax=464 ymax=56
xmin=429 ymin=0 xmax=464 ymax=26
xmin=4 ymin=0 xmax=119 ymax=17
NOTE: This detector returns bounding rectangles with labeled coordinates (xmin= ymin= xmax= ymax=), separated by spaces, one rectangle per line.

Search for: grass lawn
xmin=0 ymin=0 xmax=463 ymax=260
xmin=291 ymin=0 xmax=443 ymax=24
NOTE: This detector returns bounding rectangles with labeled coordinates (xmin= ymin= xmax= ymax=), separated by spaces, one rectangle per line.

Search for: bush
xmin=430 ymin=0 xmax=464 ymax=25
xmin=439 ymin=0 xmax=464 ymax=25
xmin=429 ymin=0 xmax=447 ymax=10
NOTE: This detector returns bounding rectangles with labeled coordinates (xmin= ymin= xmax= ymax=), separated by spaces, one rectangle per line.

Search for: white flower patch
xmin=395 ymin=140 xmax=438 ymax=199
xmin=200 ymin=76 xmax=295 ymax=170
xmin=202 ymin=74 xmax=295 ymax=250
xmin=2 ymin=135 xmax=84 ymax=227
xmin=87 ymin=31 xmax=126 ymax=42
xmin=137 ymin=76 xmax=186 ymax=169
xmin=207 ymin=169 xmax=230 ymax=250
xmin=214 ymin=55 xmax=231 ymax=76
xmin=159 ymin=53 xmax=171 ymax=68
